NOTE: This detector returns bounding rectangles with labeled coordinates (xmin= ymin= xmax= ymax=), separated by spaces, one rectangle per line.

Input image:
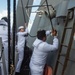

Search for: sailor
xmin=0 ymin=17 xmax=8 ymax=75
xmin=29 ymin=29 xmax=59 ymax=75
xmin=15 ymin=26 xmax=28 ymax=75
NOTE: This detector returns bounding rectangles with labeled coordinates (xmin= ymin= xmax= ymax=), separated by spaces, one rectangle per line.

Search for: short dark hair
xmin=37 ymin=30 xmax=46 ymax=40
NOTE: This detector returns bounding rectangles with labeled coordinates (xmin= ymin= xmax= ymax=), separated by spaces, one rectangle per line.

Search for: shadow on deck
xmin=20 ymin=46 xmax=32 ymax=75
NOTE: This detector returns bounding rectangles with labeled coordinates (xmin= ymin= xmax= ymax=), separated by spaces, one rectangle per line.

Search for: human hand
xmin=52 ymin=29 xmax=57 ymax=36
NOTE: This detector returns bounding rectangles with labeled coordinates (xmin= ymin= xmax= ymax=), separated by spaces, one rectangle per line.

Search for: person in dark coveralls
xmin=30 ymin=30 xmax=59 ymax=75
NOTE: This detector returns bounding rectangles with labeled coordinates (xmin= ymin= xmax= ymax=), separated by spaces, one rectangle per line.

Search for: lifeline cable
xmin=21 ymin=0 xmax=26 ymax=23
xmin=45 ymin=0 xmax=54 ymax=30
xmin=25 ymin=0 xmax=30 ymax=19
xmin=28 ymin=33 xmax=36 ymax=37
xmin=26 ymin=0 xmax=30 ymax=8
xmin=7 ymin=0 xmax=11 ymax=74
xmin=21 ymin=0 xmax=36 ymax=37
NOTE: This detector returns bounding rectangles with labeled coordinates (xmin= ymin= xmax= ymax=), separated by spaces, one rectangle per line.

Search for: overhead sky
xmin=0 ymin=0 xmax=18 ymax=13
xmin=0 ymin=0 xmax=40 ymax=20
xmin=28 ymin=0 xmax=41 ymax=31
xmin=0 ymin=0 xmax=14 ymax=17
xmin=30 ymin=0 xmax=41 ymax=20
xmin=0 ymin=0 xmax=41 ymax=29
xmin=0 ymin=0 xmax=7 ymax=19
xmin=0 ymin=0 xmax=18 ymax=27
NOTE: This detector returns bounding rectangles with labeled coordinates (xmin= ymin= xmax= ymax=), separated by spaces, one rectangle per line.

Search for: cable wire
xmin=21 ymin=0 xmax=36 ymax=37
xmin=28 ymin=33 xmax=36 ymax=37
xmin=21 ymin=0 xmax=26 ymax=23
xmin=26 ymin=0 xmax=30 ymax=8
xmin=45 ymin=0 xmax=54 ymax=30
xmin=26 ymin=0 xmax=30 ymax=19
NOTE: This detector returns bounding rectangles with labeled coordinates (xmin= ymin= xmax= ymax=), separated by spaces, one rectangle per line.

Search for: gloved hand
xmin=24 ymin=33 xmax=28 ymax=37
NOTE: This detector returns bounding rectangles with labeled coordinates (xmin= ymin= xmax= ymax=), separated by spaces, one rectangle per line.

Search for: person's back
xmin=0 ymin=19 xmax=8 ymax=43
xmin=30 ymin=39 xmax=47 ymax=72
xmin=0 ymin=17 xmax=8 ymax=75
xmin=17 ymin=32 xmax=26 ymax=48
xmin=30 ymin=30 xmax=59 ymax=75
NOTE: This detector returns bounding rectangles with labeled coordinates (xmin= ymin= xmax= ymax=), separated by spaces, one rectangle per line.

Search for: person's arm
xmin=17 ymin=31 xmax=28 ymax=36
xmin=25 ymin=27 xmax=29 ymax=33
xmin=43 ymin=37 xmax=59 ymax=52
xmin=46 ymin=30 xmax=52 ymax=36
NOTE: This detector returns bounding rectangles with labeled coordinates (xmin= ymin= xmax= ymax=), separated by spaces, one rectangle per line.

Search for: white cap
xmin=18 ymin=26 xmax=24 ymax=30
